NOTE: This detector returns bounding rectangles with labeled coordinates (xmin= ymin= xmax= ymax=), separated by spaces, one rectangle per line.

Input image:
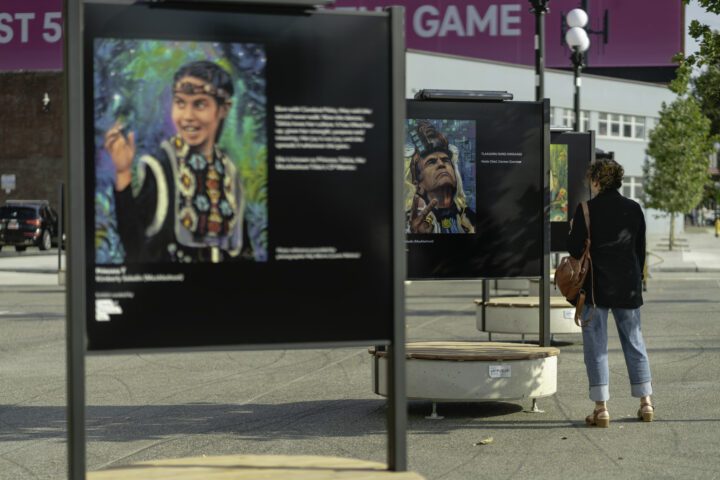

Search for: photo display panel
xmin=405 ymin=100 xmax=547 ymax=279
xmin=549 ymin=130 xmax=594 ymax=252
xmin=85 ymin=3 xmax=395 ymax=350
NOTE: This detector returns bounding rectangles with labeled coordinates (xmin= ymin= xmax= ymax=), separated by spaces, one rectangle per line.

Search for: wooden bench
xmin=88 ymin=454 xmax=426 ymax=479
xmin=370 ymin=341 xmax=559 ymax=408
xmin=476 ymin=296 xmax=581 ymax=339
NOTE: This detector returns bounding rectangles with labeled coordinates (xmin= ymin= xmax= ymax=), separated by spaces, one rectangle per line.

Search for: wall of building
xmin=0 ymin=71 xmax=64 ymax=211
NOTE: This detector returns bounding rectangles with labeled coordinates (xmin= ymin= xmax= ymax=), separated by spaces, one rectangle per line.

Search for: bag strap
xmin=582 ymin=201 xmax=591 ymax=241
xmin=577 ymin=201 xmax=596 ymax=326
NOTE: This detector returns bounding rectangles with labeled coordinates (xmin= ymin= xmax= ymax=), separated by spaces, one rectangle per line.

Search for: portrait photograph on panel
xmin=405 ymin=100 xmax=546 ymax=279
xmin=549 ymin=130 xmax=594 ymax=251
xmin=550 ymin=143 xmax=569 ymax=222
xmin=404 ymin=119 xmax=477 ymax=234
xmin=93 ymin=39 xmax=268 ymax=264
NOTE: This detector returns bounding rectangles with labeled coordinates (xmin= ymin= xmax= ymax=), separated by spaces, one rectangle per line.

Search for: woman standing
xmin=567 ymin=159 xmax=654 ymax=427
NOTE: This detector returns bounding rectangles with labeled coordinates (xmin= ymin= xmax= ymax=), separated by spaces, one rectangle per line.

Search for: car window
xmin=0 ymin=206 xmax=37 ymax=220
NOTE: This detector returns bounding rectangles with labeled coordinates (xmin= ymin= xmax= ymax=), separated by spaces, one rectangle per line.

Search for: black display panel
xmin=85 ymin=3 xmax=396 ymax=350
xmin=405 ymin=100 xmax=547 ymax=279
xmin=549 ymin=130 xmax=594 ymax=252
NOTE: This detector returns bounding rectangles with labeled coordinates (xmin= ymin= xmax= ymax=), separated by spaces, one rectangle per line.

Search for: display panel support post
xmin=387 ymin=5 xmax=407 ymax=472
xmin=58 ymin=182 xmax=64 ymax=274
xmin=65 ymin=0 xmax=87 ymax=479
xmin=539 ymin=99 xmax=551 ymax=347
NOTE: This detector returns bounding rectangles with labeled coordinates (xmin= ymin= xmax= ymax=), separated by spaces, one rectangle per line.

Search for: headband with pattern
xmin=173 ymin=81 xmax=231 ymax=103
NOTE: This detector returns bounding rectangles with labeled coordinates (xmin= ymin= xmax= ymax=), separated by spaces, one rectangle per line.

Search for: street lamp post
xmin=529 ymin=0 xmax=550 ymax=102
xmin=565 ymin=9 xmax=590 ymax=132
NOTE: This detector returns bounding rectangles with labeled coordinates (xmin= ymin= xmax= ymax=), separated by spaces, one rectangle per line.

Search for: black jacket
xmin=567 ymin=189 xmax=645 ymax=308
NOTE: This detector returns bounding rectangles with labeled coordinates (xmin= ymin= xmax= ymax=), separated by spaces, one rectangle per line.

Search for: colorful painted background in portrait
xmin=549 ymin=143 xmax=568 ymax=222
xmin=93 ymin=39 xmax=267 ymax=263
xmin=404 ymin=118 xmax=476 ymax=220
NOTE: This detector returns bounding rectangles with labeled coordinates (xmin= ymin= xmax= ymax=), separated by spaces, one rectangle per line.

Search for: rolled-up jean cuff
xmin=589 ymin=385 xmax=609 ymax=402
xmin=631 ymin=381 xmax=652 ymax=398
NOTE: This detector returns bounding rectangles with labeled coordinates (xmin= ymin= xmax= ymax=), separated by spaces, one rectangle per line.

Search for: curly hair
xmin=587 ymin=159 xmax=624 ymax=192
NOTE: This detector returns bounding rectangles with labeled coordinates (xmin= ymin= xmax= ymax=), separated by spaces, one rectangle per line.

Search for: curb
xmin=0 ymin=268 xmax=60 ymax=274
xmin=651 ymin=267 xmax=720 ymax=273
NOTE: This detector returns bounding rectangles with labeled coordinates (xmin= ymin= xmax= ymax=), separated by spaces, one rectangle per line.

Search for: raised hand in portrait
xmin=104 ymin=121 xmax=136 ymax=191
xmin=410 ymin=190 xmax=437 ymax=234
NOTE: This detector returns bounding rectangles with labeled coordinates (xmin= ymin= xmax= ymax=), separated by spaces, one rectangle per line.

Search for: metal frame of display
xmin=65 ymin=0 xmax=406 ymax=478
xmin=410 ymin=91 xmax=551 ymax=347
xmin=540 ymin=98 xmax=551 ymax=347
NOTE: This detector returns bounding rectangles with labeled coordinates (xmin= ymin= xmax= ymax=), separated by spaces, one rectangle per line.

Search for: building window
xmin=634 ymin=116 xmax=646 ymax=139
xmin=598 ymin=112 xmax=647 ymax=140
xmin=598 ymin=113 xmax=608 ymax=136
xmin=610 ymin=114 xmax=621 ymax=136
xmin=623 ymin=120 xmax=632 ymax=138
xmin=622 ymin=176 xmax=644 ymax=202
xmin=558 ymin=109 xmax=589 ymax=131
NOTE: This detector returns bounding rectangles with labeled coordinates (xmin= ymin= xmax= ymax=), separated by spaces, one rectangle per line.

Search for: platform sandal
xmin=638 ymin=403 xmax=654 ymax=422
xmin=585 ymin=407 xmax=610 ymax=428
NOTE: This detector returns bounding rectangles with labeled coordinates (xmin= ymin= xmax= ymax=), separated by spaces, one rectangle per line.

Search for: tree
xmin=669 ymin=1 xmax=720 ymax=228
xmin=644 ymin=97 xmax=716 ymax=250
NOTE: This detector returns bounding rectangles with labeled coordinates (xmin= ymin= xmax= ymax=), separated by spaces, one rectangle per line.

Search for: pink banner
xmin=333 ymin=0 xmax=683 ymax=68
xmin=0 ymin=0 xmax=63 ymax=71
xmin=0 ymin=0 xmax=683 ymax=71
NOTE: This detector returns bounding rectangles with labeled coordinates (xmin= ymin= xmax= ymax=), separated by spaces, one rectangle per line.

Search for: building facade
xmin=0 ymin=72 xmax=64 ymax=211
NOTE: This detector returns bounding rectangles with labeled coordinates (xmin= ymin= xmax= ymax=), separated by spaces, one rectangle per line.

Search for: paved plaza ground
xmin=1 ymin=228 xmax=720 ymax=479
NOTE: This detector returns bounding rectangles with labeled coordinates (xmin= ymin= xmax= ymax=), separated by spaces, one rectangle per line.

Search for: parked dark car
xmin=0 ymin=200 xmax=59 ymax=252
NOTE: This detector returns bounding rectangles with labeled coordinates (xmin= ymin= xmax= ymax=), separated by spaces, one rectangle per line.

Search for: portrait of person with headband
xmin=406 ymin=121 xmax=476 ymax=234
xmin=104 ymin=60 xmax=250 ymax=263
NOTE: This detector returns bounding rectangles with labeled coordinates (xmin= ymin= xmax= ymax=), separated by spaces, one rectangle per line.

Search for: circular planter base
xmin=476 ymin=296 xmax=581 ymax=335
xmin=370 ymin=342 xmax=559 ymax=402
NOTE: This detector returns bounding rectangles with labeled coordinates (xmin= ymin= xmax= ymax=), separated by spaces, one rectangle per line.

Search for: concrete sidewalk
xmin=647 ymin=226 xmax=720 ymax=273
xmin=0 ymin=251 xmax=64 ymax=285
xmin=2 ymin=272 xmax=720 ymax=479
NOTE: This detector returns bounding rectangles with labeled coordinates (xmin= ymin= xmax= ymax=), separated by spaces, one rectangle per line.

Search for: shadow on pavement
xmin=0 ymin=399 xmax=562 ymax=443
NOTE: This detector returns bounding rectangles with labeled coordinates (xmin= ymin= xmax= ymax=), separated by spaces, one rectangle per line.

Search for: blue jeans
xmin=581 ymin=306 xmax=653 ymax=402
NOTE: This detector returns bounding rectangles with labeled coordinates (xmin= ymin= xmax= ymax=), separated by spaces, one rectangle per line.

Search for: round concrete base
xmin=476 ymin=296 xmax=581 ymax=335
xmin=371 ymin=342 xmax=559 ymax=402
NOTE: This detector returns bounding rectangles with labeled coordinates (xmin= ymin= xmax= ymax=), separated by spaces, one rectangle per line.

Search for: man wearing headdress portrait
xmin=104 ymin=60 xmax=251 ymax=263
xmin=406 ymin=121 xmax=476 ymax=234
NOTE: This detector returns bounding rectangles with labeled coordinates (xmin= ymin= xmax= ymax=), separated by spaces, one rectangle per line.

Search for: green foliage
xmin=644 ymin=97 xmax=716 ymax=217
xmin=692 ymin=63 xmax=720 ymax=135
xmin=673 ymin=2 xmax=720 ymax=94
xmin=683 ymin=0 xmax=720 ymax=14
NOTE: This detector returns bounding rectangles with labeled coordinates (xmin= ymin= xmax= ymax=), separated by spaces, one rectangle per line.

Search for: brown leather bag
xmin=555 ymin=202 xmax=594 ymax=326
